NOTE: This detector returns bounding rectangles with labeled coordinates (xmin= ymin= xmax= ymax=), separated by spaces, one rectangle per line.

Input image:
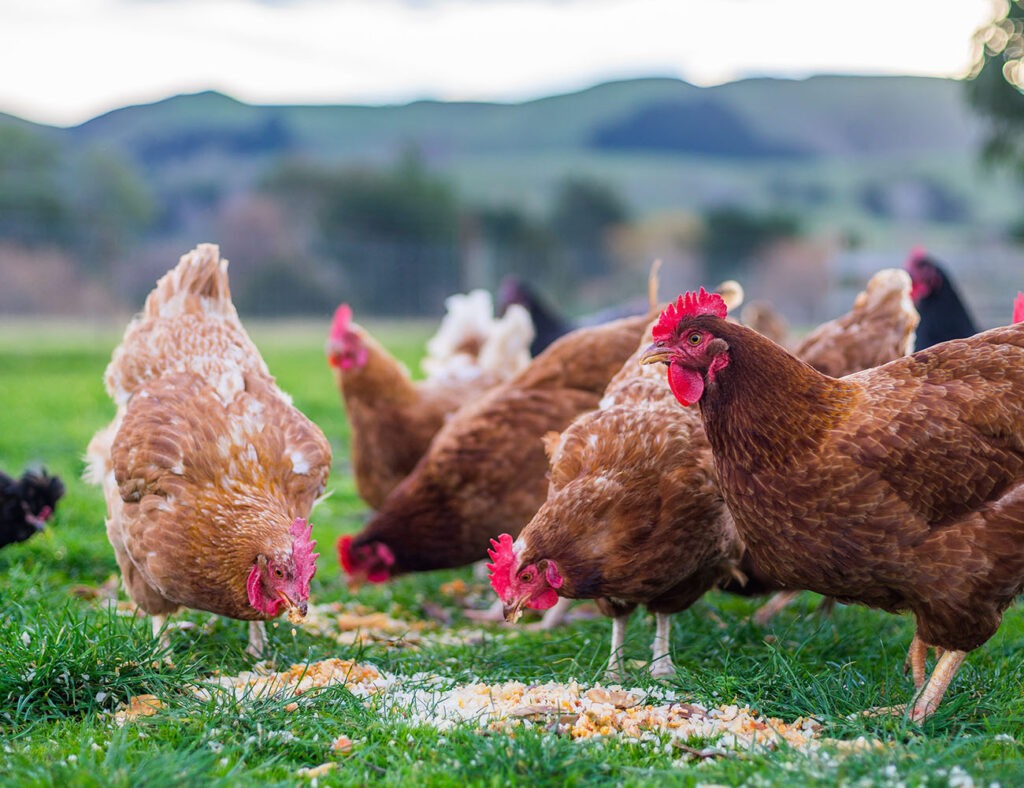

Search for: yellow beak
xmin=278 ymin=590 xmax=307 ymax=617
xmin=639 ymin=345 xmax=674 ymax=366
xmin=502 ymin=596 xmax=528 ymax=623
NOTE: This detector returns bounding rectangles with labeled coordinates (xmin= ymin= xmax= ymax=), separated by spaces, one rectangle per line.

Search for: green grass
xmin=2 ymin=320 xmax=1024 ymax=787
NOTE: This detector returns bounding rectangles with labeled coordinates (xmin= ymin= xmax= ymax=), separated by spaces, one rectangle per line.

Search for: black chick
xmin=904 ymin=249 xmax=978 ymax=350
xmin=1 ymin=469 xmax=65 ymax=548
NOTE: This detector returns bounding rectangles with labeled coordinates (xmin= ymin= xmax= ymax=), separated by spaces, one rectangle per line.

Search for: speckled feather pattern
xmin=516 ymin=324 xmax=741 ymax=616
xmin=86 ymin=245 xmax=331 ymax=620
xmin=695 ymin=319 xmax=1024 ymax=652
xmin=349 ymin=312 xmax=654 ymax=574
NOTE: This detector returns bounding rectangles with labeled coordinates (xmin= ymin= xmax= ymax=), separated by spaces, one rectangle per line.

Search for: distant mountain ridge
xmin=7 ymin=74 xmax=981 ymax=166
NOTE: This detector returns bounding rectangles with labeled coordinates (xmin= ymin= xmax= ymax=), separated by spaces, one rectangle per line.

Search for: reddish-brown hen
xmin=639 ymin=287 xmax=1024 ymax=720
xmin=338 ymin=269 xmax=660 ymax=590
xmin=86 ymin=245 xmax=331 ymax=657
xmin=326 ymin=296 xmax=532 ymax=509
xmin=490 ymin=270 xmax=919 ymax=678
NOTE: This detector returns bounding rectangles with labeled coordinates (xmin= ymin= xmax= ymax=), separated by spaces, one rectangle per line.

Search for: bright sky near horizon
xmin=2 ymin=0 xmax=998 ymax=127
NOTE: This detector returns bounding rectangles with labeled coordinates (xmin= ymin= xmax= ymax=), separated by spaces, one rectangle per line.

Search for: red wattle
xmin=338 ymin=535 xmax=354 ymax=573
xmin=528 ymin=588 xmax=560 ymax=610
xmin=667 ymin=364 xmax=704 ymax=406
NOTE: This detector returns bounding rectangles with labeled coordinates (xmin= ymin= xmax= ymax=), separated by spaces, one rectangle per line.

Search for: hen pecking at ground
xmin=86 ymin=244 xmax=331 ymax=657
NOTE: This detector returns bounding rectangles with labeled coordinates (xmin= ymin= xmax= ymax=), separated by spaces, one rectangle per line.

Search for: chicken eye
xmin=519 ymin=571 xmax=533 ymax=584
xmin=687 ymin=332 xmax=702 ymax=345
xmin=273 ymin=567 xmax=284 ymax=579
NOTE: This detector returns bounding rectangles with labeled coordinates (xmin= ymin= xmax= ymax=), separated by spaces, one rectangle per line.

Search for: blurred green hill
xmin=8 ymin=75 xmax=1013 ymax=232
xmin=1 ymin=75 xmax=1021 ymax=320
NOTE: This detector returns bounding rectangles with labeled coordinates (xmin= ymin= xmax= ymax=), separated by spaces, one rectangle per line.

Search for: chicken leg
xmin=864 ymin=641 xmax=966 ymax=721
xmin=605 ymin=613 xmax=630 ymax=682
xmin=908 ymin=649 xmax=966 ymax=722
xmin=649 ymin=612 xmax=676 ymax=678
xmin=535 ymin=597 xmax=572 ymax=630
xmin=751 ymin=590 xmax=802 ymax=625
xmin=152 ymin=614 xmax=171 ymax=653
xmin=246 ymin=620 xmax=268 ymax=659
xmin=903 ymin=633 xmax=945 ymax=690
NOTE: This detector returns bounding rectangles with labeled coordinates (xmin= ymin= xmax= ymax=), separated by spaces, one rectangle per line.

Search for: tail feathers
xmin=476 ymin=303 xmax=534 ymax=378
xmin=422 ymin=289 xmax=534 ymax=381
xmin=423 ymin=289 xmax=496 ymax=369
xmin=647 ymin=259 xmax=662 ymax=314
xmin=143 ymin=244 xmax=235 ymax=320
xmin=83 ymin=421 xmax=117 ymax=487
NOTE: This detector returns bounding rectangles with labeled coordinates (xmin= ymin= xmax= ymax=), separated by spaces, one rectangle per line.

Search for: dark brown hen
xmin=489 ymin=269 xmax=918 ymax=678
xmin=639 ymin=288 xmax=1024 ymax=720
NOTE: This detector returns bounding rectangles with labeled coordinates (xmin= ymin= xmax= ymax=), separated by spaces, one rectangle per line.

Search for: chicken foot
xmin=863 ymin=645 xmax=966 ymax=722
xmin=908 ymin=649 xmax=966 ymax=721
xmin=463 ymin=597 xmax=507 ymax=623
xmin=649 ymin=612 xmax=676 ymax=678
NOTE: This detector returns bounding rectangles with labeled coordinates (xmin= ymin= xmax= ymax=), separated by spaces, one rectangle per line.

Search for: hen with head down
xmin=86 ymin=245 xmax=330 ymax=657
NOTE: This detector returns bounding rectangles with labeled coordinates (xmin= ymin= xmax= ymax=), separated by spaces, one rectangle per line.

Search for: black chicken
xmin=1 ymin=469 xmax=65 ymax=548
xmin=904 ymin=249 xmax=978 ymax=350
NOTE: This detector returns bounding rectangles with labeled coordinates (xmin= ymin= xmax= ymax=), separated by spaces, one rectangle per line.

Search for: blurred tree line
xmin=257 ymin=151 xmax=638 ymax=315
xmin=969 ymin=0 xmax=1024 ymax=239
xmin=0 ymin=126 xmax=154 ymax=268
xmin=968 ymin=0 xmax=1024 ymax=176
xmin=1 ymin=122 xmax=809 ymax=318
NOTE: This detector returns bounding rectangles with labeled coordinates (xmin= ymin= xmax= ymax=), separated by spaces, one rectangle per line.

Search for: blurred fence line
xmin=1 ymin=233 xmax=1022 ymax=331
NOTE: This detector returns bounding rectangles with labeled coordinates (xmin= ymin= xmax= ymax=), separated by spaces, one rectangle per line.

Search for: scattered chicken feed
xmin=113 ymin=656 xmax=883 ymax=759
xmin=294 ymin=601 xmax=496 ymax=649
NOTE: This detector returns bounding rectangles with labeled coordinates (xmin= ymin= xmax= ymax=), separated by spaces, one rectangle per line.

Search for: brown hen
xmin=326 ymin=296 xmax=532 ymax=509
xmin=489 ymin=269 xmax=918 ymax=678
xmin=86 ymin=245 xmax=331 ymax=657
xmin=338 ymin=268 xmax=661 ymax=592
xmin=640 ymin=286 xmax=1024 ymax=720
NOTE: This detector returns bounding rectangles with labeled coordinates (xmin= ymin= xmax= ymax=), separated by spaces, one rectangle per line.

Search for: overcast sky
xmin=2 ymin=0 xmax=996 ymax=126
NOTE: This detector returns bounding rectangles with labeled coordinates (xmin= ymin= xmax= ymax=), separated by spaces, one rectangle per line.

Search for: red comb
xmin=652 ymin=288 xmax=728 ymax=342
xmin=330 ymin=303 xmax=353 ymax=344
xmin=290 ymin=518 xmax=318 ymax=598
xmin=907 ymin=245 xmax=928 ymax=265
xmin=487 ymin=533 xmax=517 ymax=600
xmin=1014 ymin=292 xmax=1024 ymax=324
